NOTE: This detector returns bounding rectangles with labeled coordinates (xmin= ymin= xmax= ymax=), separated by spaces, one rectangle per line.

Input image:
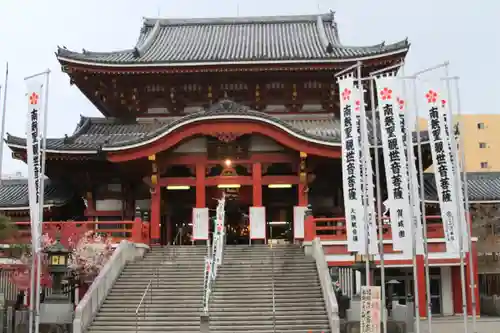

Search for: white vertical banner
xmin=352 ymin=87 xmax=378 ymax=255
xmin=375 ymin=77 xmax=413 ymax=253
xmin=360 ymin=286 xmax=381 ymax=333
xmin=394 ymin=84 xmax=424 ymax=255
xmin=441 ymin=88 xmax=469 ymax=252
xmin=25 ymin=79 xmax=44 ymax=253
xmin=192 ymin=207 xmax=209 ymax=240
xmin=293 ymin=206 xmax=307 ymax=240
xmin=423 ymin=85 xmax=461 ymax=253
xmin=339 ymin=77 xmax=366 ymax=252
xmin=249 ymin=206 xmax=266 ymax=240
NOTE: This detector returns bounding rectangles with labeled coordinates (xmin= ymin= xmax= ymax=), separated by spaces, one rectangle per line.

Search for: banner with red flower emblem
xmin=394 ymin=85 xmax=424 ymax=255
xmin=423 ymin=85 xmax=463 ymax=253
xmin=374 ymin=77 xmax=413 ymax=253
xmin=352 ymin=87 xmax=378 ymax=255
xmin=338 ymin=77 xmax=365 ymax=252
xmin=25 ymin=78 xmax=44 ymax=254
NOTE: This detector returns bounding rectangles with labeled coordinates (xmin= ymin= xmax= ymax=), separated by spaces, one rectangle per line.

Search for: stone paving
xmin=417 ymin=316 xmax=499 ymax=333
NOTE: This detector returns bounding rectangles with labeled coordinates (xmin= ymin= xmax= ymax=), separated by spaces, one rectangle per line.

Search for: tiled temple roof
xmin=56 ymin=13 xmax=409 ymax=66
xmin=0 ymin=178 xmax=74 ymax=210
xmin=424 ymin=172 xmax=500 ymax=202
xmin=5 ymin=100 xmax=429 ymax=153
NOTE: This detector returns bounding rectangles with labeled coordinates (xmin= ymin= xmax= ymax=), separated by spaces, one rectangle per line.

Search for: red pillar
xmin=196 ymin=163 xmax=206 ymax=208
xmin=298 ymin=183 xmax=308 ymax=206
xmin=416 ymin=255 xmax=427 ymax=318
xmin=451 ymin=266 xmax=462 ymax=314
xmin=150 ymin=184 xmax=161 ymax=244
xmin=252 ymin=162 xmax=262 ymax=206
xmin=466 ymin=242 xmax=480 ymax=316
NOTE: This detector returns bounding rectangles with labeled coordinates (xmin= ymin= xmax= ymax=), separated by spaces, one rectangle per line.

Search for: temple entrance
xmin=264 ymin=184 xmax=297 ymax=244
xmin=161 ymin=186 xmax=196 ymax=245
xmin=208 ymin=185 xmax=251 ymax=244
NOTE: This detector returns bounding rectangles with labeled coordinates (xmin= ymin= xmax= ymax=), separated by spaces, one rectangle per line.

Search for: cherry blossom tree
xmin=8 ymin=229 xmax=113 ymax=296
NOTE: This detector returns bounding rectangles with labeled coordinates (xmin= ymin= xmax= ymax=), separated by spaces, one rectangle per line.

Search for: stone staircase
xmin=87 ymin=245 xmax=206 ymax=333
xmin=209 ymin=244 xmax=330 ymax=333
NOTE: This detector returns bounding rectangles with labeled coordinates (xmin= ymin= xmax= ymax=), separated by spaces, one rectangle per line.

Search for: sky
xmin=0 ymin=0 xmax=498 ymax=175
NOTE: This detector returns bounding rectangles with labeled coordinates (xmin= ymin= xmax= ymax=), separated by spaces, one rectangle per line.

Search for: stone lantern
xmin=44 ymin=234 xmax=70 ymax=299
xmin=39 ymin=233 xmax=73 ymax=332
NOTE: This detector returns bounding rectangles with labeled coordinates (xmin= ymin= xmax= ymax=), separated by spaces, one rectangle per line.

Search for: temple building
xmin=0 ymin=12 xmax=487 ymax=317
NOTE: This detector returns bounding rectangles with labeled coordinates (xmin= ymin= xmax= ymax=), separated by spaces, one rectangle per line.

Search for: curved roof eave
xmin=102 ymin=113 xmax=342 ymax=152
xmin=56 ymin=47 xmax=409 ymax=69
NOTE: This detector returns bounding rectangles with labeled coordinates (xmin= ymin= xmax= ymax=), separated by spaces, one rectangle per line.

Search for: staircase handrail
xmin=73 ymin=240 xmax=141 ymax=333
xmin=271 ymin=246 xmax=276 ymax=333
xmin=310 ymin=237 xmax=340 ymax=333
xmin=202 ymin=195 xmax=226 ymax=315
xmin=135 ymin=279 xmax=153 ymax=333
xmin=202 ymin=226 xmax=226 ymax=314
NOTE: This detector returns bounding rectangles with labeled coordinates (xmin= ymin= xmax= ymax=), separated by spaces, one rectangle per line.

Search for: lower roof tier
xmin=5 ymin=100 xmax=429 ymax=155
xmin=0 ymin=173 xmax=499 ymax=211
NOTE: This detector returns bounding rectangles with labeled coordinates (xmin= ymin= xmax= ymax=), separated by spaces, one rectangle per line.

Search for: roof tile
xmin=57 ymin=14 xmax=408 ymax=65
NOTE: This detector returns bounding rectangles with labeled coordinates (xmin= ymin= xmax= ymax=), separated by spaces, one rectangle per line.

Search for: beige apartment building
xmin=418 ymin=114 xmax=500 ymax=172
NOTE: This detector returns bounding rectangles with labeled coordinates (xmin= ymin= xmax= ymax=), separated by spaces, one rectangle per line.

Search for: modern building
xmin=0 ymin=13 xmax=481 ymax=318
xmin=419 ymin=114 xmax=500 ymax=172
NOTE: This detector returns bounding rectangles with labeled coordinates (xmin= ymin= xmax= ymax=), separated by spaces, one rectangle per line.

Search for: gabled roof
xmin=56 ymin=13 xmax=409 ymax=66
xmin=424 ymin=172 xmax=500 ymax=203
xmin=0 ymin=178 xmax=74 ymax=210
xmin=5 ymin=100 xmax=429 ymax=154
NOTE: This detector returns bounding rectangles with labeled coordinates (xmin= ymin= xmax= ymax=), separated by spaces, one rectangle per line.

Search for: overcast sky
xmin=0 ymin=0 xmax=497 ymax=175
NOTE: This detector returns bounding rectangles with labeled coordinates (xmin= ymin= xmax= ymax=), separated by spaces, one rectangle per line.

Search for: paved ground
xmin=417 ymin=316 xmax=499 ymax=333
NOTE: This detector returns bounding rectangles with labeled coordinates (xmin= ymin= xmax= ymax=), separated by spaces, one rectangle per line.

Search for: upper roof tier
xmin=56 ymin=13 xmax=409 ymax=67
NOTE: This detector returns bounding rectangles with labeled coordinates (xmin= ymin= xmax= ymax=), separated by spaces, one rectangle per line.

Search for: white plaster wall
xmin=173 ymin=137 xmax=207 ymax=153
xmin=249 ymin=135 xmax=284 ymax=152
xmin=441 ymin=266 xmax=454 ymax=315
xmin=95 ymin=199 xmax=123 ymax=211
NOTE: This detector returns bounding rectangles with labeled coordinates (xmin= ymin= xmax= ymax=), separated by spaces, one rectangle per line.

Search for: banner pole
xmin=453 ymin=78 xmax=477 ymax=332
xmin=369 ymin=77 xmax=387 ymax=333
xmin=356 ymin=64 xmax=371 ymax=286
xmin=34 ymin=69 xmax=50 ymax=333
xmin=410 ymin=77 xmax=433 ymax=333
xmin=403 ymin=79 xmax=421 ymax=333
xmin=442 ymin=67 xmax=468 ymax=333
xmin=0 ymin=63 xmax=8 ymax=185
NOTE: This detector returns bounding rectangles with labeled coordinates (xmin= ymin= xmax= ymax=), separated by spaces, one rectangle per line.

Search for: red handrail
xmin=304 ymin=215 xmax=446 ymax=241
xmin=4 ymin=217 xmax=150 ymax=245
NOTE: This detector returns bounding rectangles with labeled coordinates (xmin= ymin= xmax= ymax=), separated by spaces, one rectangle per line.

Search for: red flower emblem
xmin=355 ymin=100 xmax=361 ymax=112
xmin=396 ymin=97 xmax=405 ymax=110
xmin=379 ymin=87 xmax=392 ymax=101
xmin=425 ymin=90 xmax=438 ymax=103
xmin=29 ymin=92 xmax=39 ymax=105
xmin=342 ymin=88 xmax=351 ymax=101
xmin=441 ymin=99 xmax=447 ymax=108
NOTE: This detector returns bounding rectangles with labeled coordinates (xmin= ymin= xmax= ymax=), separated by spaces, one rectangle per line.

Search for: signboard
xmin=249 ymin=206 xmax=266 ymax=240
xmin=293 ymin=206 xmax=307 ymax=239
xmin=192 ymin=207 xmax=209 ymax=240
xmin=360 ymin=286 xmax=381 ymax=333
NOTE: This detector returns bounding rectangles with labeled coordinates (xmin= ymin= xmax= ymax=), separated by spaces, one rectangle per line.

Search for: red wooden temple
xmin=0 ymin=12 xmax=479 ymax=317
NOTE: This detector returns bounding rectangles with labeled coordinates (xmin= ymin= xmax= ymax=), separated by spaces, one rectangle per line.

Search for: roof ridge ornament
xmin=207 ymin=99 xmax=248 ymax=114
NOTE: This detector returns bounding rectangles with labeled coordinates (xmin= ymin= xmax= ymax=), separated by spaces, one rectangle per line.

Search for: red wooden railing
xmin=5 ymin=215 xmax=150 ymax=246
xmin=304 ymin=215 xmax=446 ymax=241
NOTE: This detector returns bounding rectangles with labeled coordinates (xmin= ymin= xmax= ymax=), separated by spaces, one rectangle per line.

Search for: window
xmin=480 ymin=161 xmax=489 ymax=169
xmin=478 ymin=122 xmax=485 ymax=129
xmin=479 ymin=142 xmax=487 ymax=148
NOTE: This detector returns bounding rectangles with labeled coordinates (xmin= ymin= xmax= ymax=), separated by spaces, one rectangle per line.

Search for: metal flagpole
xmin=356 ymin=64 xmax=371 ymax=286
xmin=34 ymin=69 xmax=50 ymax=333
xmin=403 ymin=79 xmax=421 ymax=333
xmin=442 ymin=69 xmax=468 ymax=333
xmin=369 ymin=78 xmax=387 ymax=333
xmin=0 ymin=63 xmax=8 ymax=185
xmin=453 ymin=77 xmax=477 ymax=332
xmin=410 ymin=77 xmax=433 ymax=333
